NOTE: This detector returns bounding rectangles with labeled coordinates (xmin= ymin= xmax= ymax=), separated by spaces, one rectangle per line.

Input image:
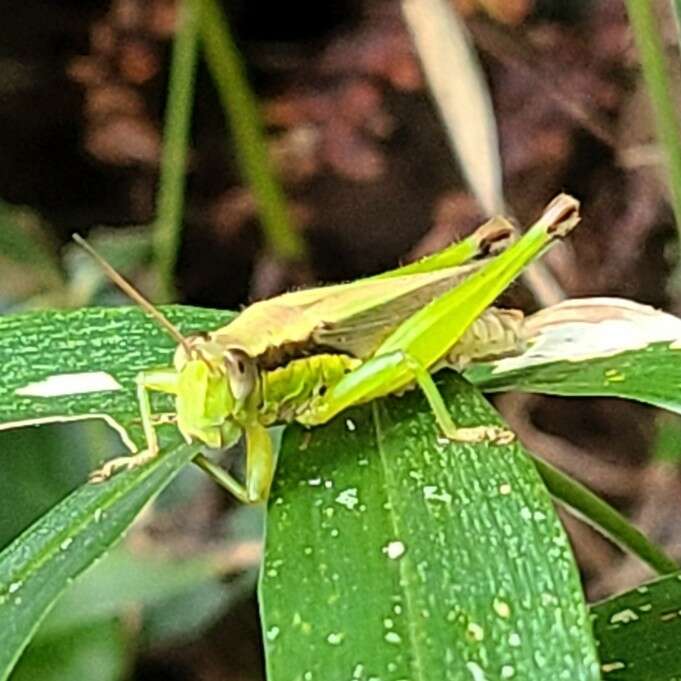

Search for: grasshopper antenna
xmin=73 ymin=234 xmax=192 ymax=354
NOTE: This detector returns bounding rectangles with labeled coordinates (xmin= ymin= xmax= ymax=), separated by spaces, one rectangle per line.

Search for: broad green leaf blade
xmin=0 ymin=439 xmax=199 ymax=681
xmin=465 ymin=298 xmax=681 ymax=413
xmin=261 ymin=374 xmax=600 ymax=680
xmin=469 ymin=341 xmax=681 ymax=410
xmin=591 ymin=570 xmax=681 ymax=680
xmin=0 ymin=306 xmax=233 ymax=438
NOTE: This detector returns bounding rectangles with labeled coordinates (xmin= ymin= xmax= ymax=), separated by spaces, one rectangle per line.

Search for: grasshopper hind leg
xmin=402 ymin=354 xmax=515 ymax=445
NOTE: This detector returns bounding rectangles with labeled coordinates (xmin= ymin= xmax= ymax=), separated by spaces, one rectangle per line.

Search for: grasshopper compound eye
xmin=224 ymin=349 xmax=257 ymax=401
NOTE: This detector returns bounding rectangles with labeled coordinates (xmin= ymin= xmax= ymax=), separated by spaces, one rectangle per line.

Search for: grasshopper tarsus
xmin=89 ymin=449 xmax=158 ymax=483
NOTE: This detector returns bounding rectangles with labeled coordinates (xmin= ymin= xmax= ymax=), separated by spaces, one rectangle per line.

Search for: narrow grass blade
xmin=534 ymin=457 xmax=677 ymax=575
xmin=154 ymin=0 xmax=200 ymax=301
xmin=197 ymin=0 xmax=305 ymax=261
xmin=626 ymin=0 xmax=681 ymax=243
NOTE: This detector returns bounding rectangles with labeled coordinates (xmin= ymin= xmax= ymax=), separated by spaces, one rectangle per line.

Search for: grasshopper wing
xmin=308 ymin=265 xmax=480 ymax=358
xmin=209 ymin=264 xmax=482 ymax=364
xmin=208 ymin=217 xmax=517 ymax=364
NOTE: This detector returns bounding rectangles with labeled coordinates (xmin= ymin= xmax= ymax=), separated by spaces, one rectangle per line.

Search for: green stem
xmin=154 ymin=0 xmax=200 ymax=301
xmin=534 ymin=456 xmax=678 ymax=575
xmin=626 ymin=1 xmax=681 ymax=242
xmin=197 ymin=0 xmax=306 ymax=262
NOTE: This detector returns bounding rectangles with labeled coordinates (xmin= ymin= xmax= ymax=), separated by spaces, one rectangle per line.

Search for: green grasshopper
xmin=75 ymin=194 xmax=579 ymax=503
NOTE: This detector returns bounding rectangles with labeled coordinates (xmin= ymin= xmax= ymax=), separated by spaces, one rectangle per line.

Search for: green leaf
xmin=0 ymin=439 xmax=199 ymax=681
xmin=0 ymin=305 xmax=235 ymax=680
xmin=35 ymin=545 xmax=230 ymax=639
xmin=0 ymin=202 xmax=61 ymax=282
xmin=198 ymin=0 xmax=305 ymax=261
xmin=534 ymin=457 xmax=677 ymax=575
xmin=154 ymin=0 xmax=199 ymax=300
xmin=0 ymin=422 xmax=110 ymax=548
xmin=592 ymin=569 xmax=681 ymax=680
xmin=0 ymin=306 xmax=233 ymax=437
xmin=11 ymin=619 xmax=127 ymax=681
xmin=261 ymin=374 xmax=601 ymax=680
xmin=468 ymin=341 xmax=681 ymax=409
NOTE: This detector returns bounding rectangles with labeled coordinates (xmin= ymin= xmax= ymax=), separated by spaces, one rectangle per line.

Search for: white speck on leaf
xmin=326 ymin=632 xmax=344 ymax=645
xmin=493 ymin=599 xmax=511 ymax=618
xmin=466 ymin=622 xmax=484 ymax=641
xmin=501 ymin=664 xmax=515 ymax=678
xmin=16 ymin=371 xmax=122 ymax=397
xmin=335 ymin=487 xmax=359 ymax=511
xmin=466 ymin=661 xmax=487 ymax=680
xmin=423 ymin=485 xmax=452 ymax=504
xmin=383 ymin=540 xmax=406 ymax=559
xmin=601 ymin=661 xmax=626 ymax=673
xmin=610 ymin=608 xmax=639 ymax=625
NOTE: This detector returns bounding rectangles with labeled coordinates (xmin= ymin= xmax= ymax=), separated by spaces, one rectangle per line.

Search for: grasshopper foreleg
xmin=89 ymin=368 xmax=178 ymax=482
xmin=297 ymin=351 xmax=513 ymax=444
xmin=193 ymin=421 xmax=274 ymax=504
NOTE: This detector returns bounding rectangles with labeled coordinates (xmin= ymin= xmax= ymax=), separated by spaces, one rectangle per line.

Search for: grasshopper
xmin=75 ymin=194 xmax=579 ymax=503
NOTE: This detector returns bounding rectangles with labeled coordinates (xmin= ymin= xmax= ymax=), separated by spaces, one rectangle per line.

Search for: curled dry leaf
xmin=506 ymin=297 xmax=681 ymax=373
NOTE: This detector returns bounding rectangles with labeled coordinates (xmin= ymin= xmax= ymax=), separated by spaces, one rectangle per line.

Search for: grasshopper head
xmin=173 ymin=336 xmax=257 ymax=449
xmin=71 ymin=235 xmax=257 ymax=452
